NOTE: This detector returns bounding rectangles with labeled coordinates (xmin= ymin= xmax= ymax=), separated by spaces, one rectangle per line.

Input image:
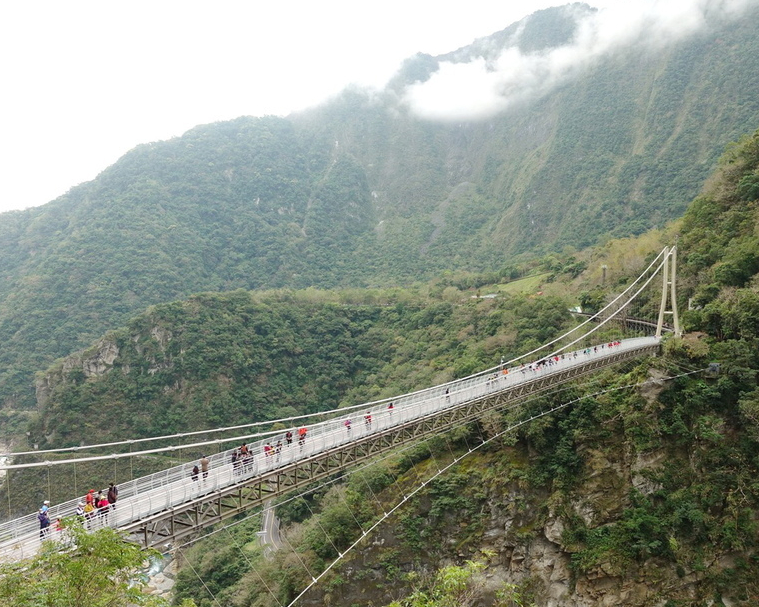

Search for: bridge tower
xmin=656 ymin=245 xmax=682 ymax=338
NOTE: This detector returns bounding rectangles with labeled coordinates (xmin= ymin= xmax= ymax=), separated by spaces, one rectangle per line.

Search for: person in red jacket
xmin=97 ymin=491 xmax=110 ymax=525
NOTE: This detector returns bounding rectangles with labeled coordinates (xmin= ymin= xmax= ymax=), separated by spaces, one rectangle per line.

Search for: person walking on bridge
xmin=38 ymin=507 xmax=50 ymax=540
xmin=75 ymin=502 xmax=85 ymax=524
xmin=97 ymin=491 xmax=110 ymax=525
xmin=200 ymin=455 xmax=210 ymax=480
xmin=107 ymin=482 xmax=118 ymax=510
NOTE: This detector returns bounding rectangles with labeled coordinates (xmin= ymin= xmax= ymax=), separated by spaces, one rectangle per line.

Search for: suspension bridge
xmin=0 ymin=246 xmax=682 ymax=565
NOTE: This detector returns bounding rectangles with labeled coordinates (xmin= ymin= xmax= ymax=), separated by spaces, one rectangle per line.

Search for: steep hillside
xmin=295 ymin=3 xmax=759 ymax=259
xmin=171 ymin=128 xmax=759 ymax=607
xmin=0 ymin=280 xmax=579 ymax=516
xmin=1 ymin=3 xmax=759 ymax=414
xmin=7 ymin=124 xmax=759 ymax=604
xmin=29 ymin=285 xmax=575 ymax=452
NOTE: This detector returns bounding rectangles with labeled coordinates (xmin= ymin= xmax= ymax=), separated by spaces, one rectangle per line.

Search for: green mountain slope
xmin=170 ymin=127 xmax=759 ymax=607
xmin=30 ymin=287 xmax=574 ymax=450
xmin=1 ymin=3 xmax=759 ymax=413
xmin=7 ymin=121 xmax=759 ymax=605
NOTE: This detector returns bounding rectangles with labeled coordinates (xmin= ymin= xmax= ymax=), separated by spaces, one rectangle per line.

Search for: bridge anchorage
xmin=0 ymin=246 xmax=681 ymax=565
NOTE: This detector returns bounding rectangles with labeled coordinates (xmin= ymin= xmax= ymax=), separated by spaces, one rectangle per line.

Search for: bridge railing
xmin=0 ymin=337 xmax=658 ymax=558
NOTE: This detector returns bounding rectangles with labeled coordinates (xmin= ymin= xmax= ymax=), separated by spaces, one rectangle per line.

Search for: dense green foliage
xmin=4 ymin=7 xmax=759 ymax=605
xmin=0 ymin=523 xmax=193 ymax=607
xmin=31 ymin=288 xmax=574 ymax=449
xmin=2 ymin=5 xmax=759 ymax=411
xmin=385 ymin=559 xmax=535 ymax=607
xmin=172 ymin=126 xmax=759 ymax=605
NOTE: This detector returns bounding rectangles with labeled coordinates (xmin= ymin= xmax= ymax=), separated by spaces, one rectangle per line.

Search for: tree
xmin=0 ymin=521 xmax=197 ymax=607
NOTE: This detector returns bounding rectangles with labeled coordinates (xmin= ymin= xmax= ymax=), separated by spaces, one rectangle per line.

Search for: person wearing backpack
xmin=38 ymin=508 xmax=50 ymax=540
xmin=107 ymin=483 xmax=119 ymax=509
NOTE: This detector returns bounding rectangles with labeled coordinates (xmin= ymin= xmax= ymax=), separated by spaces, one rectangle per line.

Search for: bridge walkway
xmin=0 ymin=336 xmax=659 ymax=558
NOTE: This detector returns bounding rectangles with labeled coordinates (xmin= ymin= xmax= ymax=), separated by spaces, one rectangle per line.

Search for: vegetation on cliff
xmin=0 ymin=523 xmax=194 ymax=607
xmin=30 ymin=282 xmax=577 ymax=451
xmin=10 ymin=122 xmax=759 ymax=603
xmin=2 ymin=4 xmax=759 ymax=412
xmin=0 ymin=1 xmax=758 ymax=598
xmin=171 ymin=127 xmax=759 ymax=606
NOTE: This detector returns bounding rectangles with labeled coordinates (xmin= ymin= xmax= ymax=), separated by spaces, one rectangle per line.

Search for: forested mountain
xmin=30 ymin=286 xmax=575 ymax=451
xmin=1 ymin=2 xmax=759 ymax=413
xmin=24 ymin=125 xmax=759 ymax=606
xmin=169 ymin=128 xmax=759 ymax=607
xmin=4 ymin=3 xmax=759 ymax=601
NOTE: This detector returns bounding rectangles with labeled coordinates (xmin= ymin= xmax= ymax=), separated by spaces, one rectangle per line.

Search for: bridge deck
xmin=0 ymin=336 xmax=659 ymax=559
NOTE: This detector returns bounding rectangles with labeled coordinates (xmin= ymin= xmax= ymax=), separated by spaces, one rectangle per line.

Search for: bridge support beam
xmin=120 ymin=342 xmax=660 ymax=550
xmin=656 ymin=246 xmax=681 ymax=338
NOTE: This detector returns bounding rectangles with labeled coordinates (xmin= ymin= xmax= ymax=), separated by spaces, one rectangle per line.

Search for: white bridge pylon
xmin=0 ymin=247 xmax=679 ymax=560
xmin=657 ymin=245 xmax=682 ymax=338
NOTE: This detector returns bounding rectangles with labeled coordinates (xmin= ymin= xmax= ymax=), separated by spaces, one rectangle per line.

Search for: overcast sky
xmin=1 ymin=0 xmax=755 ymax=215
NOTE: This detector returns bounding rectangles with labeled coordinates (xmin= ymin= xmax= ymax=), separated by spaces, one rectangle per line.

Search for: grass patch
xmin=496 ymin=273 xmax=550 ymax=295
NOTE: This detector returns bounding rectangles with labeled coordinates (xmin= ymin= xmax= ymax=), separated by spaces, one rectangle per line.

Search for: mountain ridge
xmin=1 ymin=3 xmax=758 ymax=411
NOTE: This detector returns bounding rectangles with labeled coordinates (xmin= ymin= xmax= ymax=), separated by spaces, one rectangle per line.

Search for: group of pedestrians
xmin=79 ymin=483 xmax=118 ymax=529
xmin=230 ymin=444 xmax=254 ymax=474
xmin=196 ymin=427 xmax=311 ymax=482
xmin=191 ymin=455 xmax=210 ymax=481
xmin=344 ymin=412 xmax=375 ymax=433
xmin=28 ymin=341 xmax=632 ymax=546
xmin=38 ymin=482 xmax=118 ymax=539
xmin=263 ymin=440 xmax=283 ymax=461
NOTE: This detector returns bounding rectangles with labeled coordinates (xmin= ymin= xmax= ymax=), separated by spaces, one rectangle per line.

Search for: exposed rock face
xmin=145 ymin=555 xmax=178 ymax=599
xmin=298 ymin=436 xmax=750 ymax=607
xmin=35 ymin=337 xmax=120 ymax=408
xmin=150 ymin=326 xmax=172 ymax=351
xmin=35 ymin=323 xmax=174 ymax=410
xmin=639 ymin=368 xmax=671 ymax=405
xmin=81 ymin=339 xmax=119 ymax=377
xmin=630 ymin=449 xmax=665 ymax=495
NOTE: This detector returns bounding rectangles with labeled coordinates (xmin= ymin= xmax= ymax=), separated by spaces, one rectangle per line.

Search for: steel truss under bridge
xmin=123 ymin=338 xmax=660 ymax=549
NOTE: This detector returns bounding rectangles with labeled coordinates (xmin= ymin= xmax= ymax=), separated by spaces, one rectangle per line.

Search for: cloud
xmin=401 ymin=0 xmax=757 ymax=121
